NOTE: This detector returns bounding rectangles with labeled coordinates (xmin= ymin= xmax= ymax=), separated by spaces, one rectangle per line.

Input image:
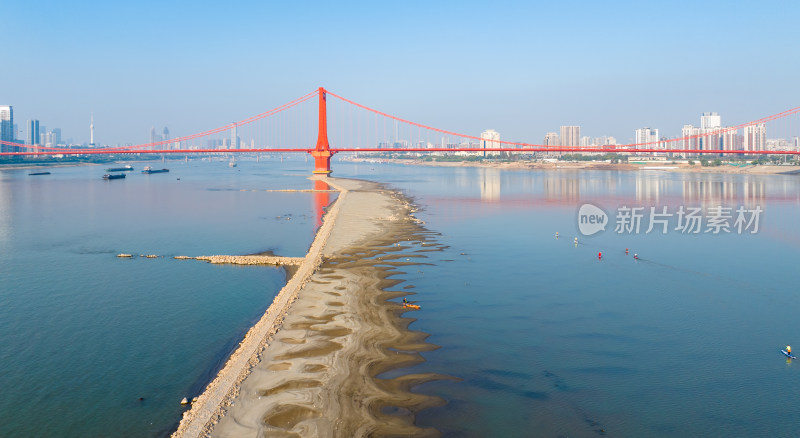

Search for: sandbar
xmin=172 ymin=177 xmax=447 ymax=437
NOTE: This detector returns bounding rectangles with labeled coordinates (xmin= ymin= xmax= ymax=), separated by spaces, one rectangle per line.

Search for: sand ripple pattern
xmin=175 ymin=178 xmax=451 ymax=438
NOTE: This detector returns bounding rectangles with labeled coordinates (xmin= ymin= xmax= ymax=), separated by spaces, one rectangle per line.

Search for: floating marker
xmin=598 ymin=252 xmax=602 ymax=259
xmin=634 ymin=253 xmax=638 ymax=260
xmin=625 ymin=248 xmax=629 ymax=254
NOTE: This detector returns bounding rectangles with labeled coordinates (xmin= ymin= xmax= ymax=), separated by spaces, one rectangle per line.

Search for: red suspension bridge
xmin=2 ymin=87 xmax=800 ymax=174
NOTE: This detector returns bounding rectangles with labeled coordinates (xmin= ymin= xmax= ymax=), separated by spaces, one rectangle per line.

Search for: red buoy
xmin=625 ymin=248 xmax=629 ymax=254
xmin=598 ymin=252 xmax=602 ymax=259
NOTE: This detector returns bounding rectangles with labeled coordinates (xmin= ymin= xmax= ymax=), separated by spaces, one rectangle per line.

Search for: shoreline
xmin=173 ymin=176 xmax=446 ymax=437
xmin=349 ymin=157 xmax=800 ymax=176
xmin=0 ymin=162 xmax=104 ymax=171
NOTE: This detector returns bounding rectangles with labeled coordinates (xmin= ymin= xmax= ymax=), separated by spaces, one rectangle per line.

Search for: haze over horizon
xmin=3 ymin=0 xmax=798 ymax=146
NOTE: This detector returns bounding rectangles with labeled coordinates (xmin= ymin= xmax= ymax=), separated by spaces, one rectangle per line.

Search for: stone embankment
xmin=177 ymin=255 xmax=303 ymax=266
xmin=171 ymin=176 xmax=345 ymax=437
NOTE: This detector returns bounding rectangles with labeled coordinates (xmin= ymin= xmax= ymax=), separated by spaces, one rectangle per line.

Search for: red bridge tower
xmin=310 ymin=87 xmax=334 ymax=174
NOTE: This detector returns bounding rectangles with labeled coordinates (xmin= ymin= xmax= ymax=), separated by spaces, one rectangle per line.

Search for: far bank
xmin=346 ymin=156 xmax=800 ymax=176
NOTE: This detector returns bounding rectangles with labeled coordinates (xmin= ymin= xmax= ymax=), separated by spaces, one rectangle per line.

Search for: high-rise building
xmin=0 ymin=105 xmax=14 ymax=152
xmin=560 ymin=126 xmax=580 ymax=148
xmin=231 ymin=123 xmax=238 ymax=149
xmin=743 ymin=124 xmax=766 ymax=152
xmin=700 ymin=112 xmax=721 ymax=130
xmin=634 ymin=127 xmax=660 ymax=153
xmin=27 ymin=119 xmax=40 ymax=145
xmin=52 ymin=128 xmax=62 ymax=146
xmin=543 ymin=133 xmax=559 ymax=146
xmin=682 ymin=112 xmax=737 ymax=156
xmin=41 ymin=130 xmax=56 ymax=147
xmin=695 ymin=112 xmax=742 ymax=153
xmin=163 ymin=127 xmax=170 ymax=150
xmin=480 ymin=129 xmax=500 ymax=157
xmin=543 ymin=132 xmax=560 ymax=156
xmin=681 ymin=124 xmax=700 ymax=154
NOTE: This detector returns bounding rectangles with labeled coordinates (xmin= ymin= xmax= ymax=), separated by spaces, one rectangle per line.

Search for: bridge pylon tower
xmin=310 ymin=87 xmax=335 ymax=174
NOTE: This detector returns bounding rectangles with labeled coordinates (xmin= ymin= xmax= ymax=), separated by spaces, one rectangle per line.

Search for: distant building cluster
xmin=361 ymin=109 xmax=795 ymax=159
xmin=677 ymin=112 xmax=763 ymax=154
xmin=0 ymin=102 xmax=196 ymax=153
xmin=543 ymin=128 xmax=618 ymax=150
xmin=537 ymin=111 xmax=795 ymax=157
xmin=2 ymin=100 xmax=798 ymax=158
xmin=0 ymin=104 xmax=83 ymax=153
xmin=149 ymin=126 xmax=181 ymax=150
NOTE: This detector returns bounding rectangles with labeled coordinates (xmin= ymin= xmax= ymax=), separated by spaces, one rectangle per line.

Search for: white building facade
xmin=480 ymin=129 xmax=500 ymax=157
xmin=743 ymin=124 xmax=766 ymax=152
xmin=560 ymin=126 xmax=580 ymax=148
xmin=634 ymin=127 xmax=661 ymax=154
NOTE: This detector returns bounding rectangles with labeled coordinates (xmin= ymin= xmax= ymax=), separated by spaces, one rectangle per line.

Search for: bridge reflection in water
xmin=313 ymin=179 xmax=331 ymax=228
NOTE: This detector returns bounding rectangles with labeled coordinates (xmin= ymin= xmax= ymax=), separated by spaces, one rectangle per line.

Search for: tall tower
xmin=27 ymin=119 xmax=40 ymax=145
xmin=231 ymin=123 xmax=238 ymax=149
xmin=310 ymin=87 xmax=334 ymax=174
xmin=89 ymin=114 xmax=95 ymax=146
xmin=163 ymin=127 xmax=170 ymax=150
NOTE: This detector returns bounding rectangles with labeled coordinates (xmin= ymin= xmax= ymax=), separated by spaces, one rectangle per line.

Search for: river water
xmin=0 ymin=158 xmax=324 ymax=437
xmin=2 ymin=158 xmax=799 ymax=437
xmin=334 ymin=161 xmax=800 ymax=437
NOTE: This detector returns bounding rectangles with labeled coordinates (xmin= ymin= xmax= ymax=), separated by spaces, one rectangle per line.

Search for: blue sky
xmin=3 ymin=0 xmax=798 ymax=145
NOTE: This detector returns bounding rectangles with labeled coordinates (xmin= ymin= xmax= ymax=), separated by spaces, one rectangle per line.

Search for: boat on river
xmin=107 ymin=165 xmax=133 ymax=172
xmin=142 ymin=166 xmax=169 ymax=174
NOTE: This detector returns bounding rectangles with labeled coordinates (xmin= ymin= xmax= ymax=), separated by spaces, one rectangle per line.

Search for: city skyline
xmin=3 ymin=104 xmax=797 ymax=155
xmin=2 ymin=1 xmax=799 ymax=146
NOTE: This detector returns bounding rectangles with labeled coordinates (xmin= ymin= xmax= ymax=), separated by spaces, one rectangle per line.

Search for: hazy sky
xmin=3 ymin=0 xmax=799 ymax=145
